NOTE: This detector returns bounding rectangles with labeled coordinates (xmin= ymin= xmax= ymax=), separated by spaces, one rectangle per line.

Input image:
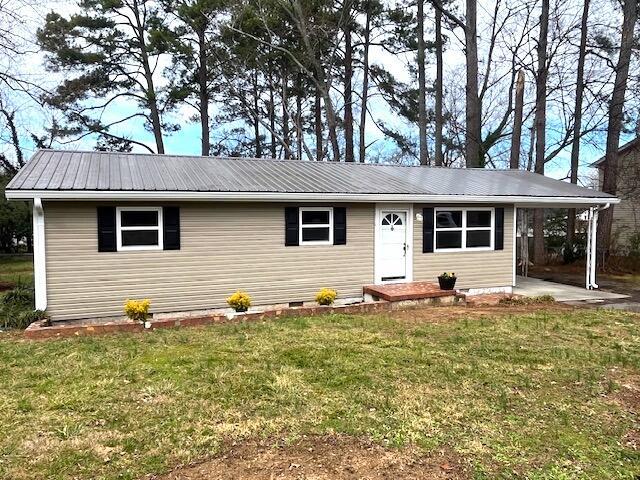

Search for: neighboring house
xmin=593 ymin=137 xmax=640 ymax=250
xmin=6 ymin=150 xmax=617 ymax=321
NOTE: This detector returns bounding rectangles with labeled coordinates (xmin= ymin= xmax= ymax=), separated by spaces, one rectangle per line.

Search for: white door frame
xmin=374 ymin=204 xmax=413 ymax=284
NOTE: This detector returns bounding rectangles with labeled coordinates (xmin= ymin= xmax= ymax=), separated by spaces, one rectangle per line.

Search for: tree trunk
xmin=132 ymin=0 xmax=164 ymax=154
xmin=269 ymin=69 xmax=277 ymax=158
xmin=510 ymin=70 xmax=525 ymax=169
xmin=532 ymin=0 xmax=549 ymax=265
xmin=197 ymin=29 xmax=210 ymax=156
xmin=567 ymin=0 xmax=590 ymax=244
xmin=465 ymin=0 xmax=482 ymax=167
xmin=598 ymin=0 xmax=637 ymax=257
xmin=434 ymin=5 xmax=444 ymax=167
xmin=344 ymin=15 xmax=354 ymax=162
xmin=315 ymin=87 xmax=323 ymax=161
xmin=253 ymin=73 xmax=262 ymax=158
xmin=417 ymin=0 xmax=428 ymax=165
xmin=296 ymin=75 xmax=303 ymax=160
xmin=282 ymin=69 xmax=291 ymax=159
xmin=358 ymin=0 xmax=371 ymax=163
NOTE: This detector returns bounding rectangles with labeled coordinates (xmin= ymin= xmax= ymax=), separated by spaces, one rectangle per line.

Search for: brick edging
xmin=24 ymin=300 xmax=413 ymax=340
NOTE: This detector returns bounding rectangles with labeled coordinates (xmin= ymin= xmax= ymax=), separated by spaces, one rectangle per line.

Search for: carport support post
xmin=586 ymin=206 xmax=599 ymax=290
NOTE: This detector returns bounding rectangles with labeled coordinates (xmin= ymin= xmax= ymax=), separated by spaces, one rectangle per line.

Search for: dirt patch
xmin=606 ymin=371 xmax=640 ymax=452
xmin=152 ymin=435 xmax=467 ymax=480
xmin=389 ymin=303 xmax=570 ymax=325
xmin=611 ymin=374 xmax=640 ymax=413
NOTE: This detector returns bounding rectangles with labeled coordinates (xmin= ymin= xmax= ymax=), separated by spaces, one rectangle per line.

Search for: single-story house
xmin=6 ymin=149 xmax=618 ymax=321
xmin=592 ymin=137 xmax=640 ymax=250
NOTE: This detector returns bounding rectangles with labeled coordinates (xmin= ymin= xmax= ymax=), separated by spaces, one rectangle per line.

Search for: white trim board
xmin=374 ymin=204 xmax=413 ymax=285
xmin=4 ymin=189 xmax=618 ymax=206
xmin=32 ymin=198 xmax=47 ymax=311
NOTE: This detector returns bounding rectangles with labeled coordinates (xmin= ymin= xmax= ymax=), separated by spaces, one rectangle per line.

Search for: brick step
xmin=363 ymin=282 xmax=456 ymax=302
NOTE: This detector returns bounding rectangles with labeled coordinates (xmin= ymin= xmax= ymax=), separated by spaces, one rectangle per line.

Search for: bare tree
xmin=567 ymin=0 xmax=591 ymax=243
xmin=598 ymin=0 xmax=638 ymax=256
xmin=533 ymin=0 xmax=550 ymax=265
xmin=510 ymin=70 xmax=525 ymax=169
xmin=417 ymin=0 xmax=428 ymax=165
xmin=434 ymin=3 xmax=444 ymax=166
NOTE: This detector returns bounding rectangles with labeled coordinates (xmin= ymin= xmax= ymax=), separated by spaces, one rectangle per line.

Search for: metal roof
xmin=6 ymin=149 xmax=615 ymax=203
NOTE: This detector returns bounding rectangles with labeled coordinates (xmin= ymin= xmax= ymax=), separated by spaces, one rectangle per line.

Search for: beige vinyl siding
xmin=412 ymin=205 xmax=514 ymax=289
xmin=599 ymin=152 xmax=640 ymax=248
xmin=44 ymin=202 xmax=375 ymax=320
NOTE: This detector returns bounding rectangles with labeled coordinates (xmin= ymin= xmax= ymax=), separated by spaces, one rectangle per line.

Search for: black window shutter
xmin=163 ymin=206 xmax=180 ymax=250
xmin=285 ymin=207 xmax=299 ymax=246
xmin=495 ymin=207 xmax=505 ymax=250
xmin=97 ymin=206 xmax=116 ymax=252
xmin=333 ymin=207 xmax=347 ymax=245
xmin=423 ymin=207 xmax=434 ymax=253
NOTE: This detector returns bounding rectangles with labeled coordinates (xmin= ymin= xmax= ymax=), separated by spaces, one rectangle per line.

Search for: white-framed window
xmin=434 ymin=207 xmax=494 ymax=252
xmin=116 ymin=207 xmax=163 ymax=251
xmin=299 ymin=207 xmax=333 ymax=245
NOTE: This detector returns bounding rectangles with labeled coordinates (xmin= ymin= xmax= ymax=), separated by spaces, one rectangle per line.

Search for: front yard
xmin=0 ymin=306 xmax=639 ymax=479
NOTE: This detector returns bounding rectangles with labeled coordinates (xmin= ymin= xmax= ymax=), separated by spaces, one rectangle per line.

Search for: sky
xmin=4 ymin=0 xmax=633 ymax=186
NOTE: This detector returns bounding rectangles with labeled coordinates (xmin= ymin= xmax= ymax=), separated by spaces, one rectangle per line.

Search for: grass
xmin=0 ymin=308 xmax=639 ymax=479
xmin=0 ymin=254 xmax=33 ymax=286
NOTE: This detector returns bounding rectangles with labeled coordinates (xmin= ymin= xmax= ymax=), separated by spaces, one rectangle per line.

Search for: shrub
xmin=124 ymin=299 xmax=151 ymax=323
xmin=628 ymin=232 xmax=640 ymax=258
xmin=439 ymin=272 xmax=456 ymax=279
xmin=226 ymin=291 xmax=251 ymax=312
xmin=16 ymin=310 xmax=47 ymax=328
xmin=315 ymin=288 xmax=337 ymax=306
xmin=3 ymin=283 xmax=34 ymax=309
xmin=562 ymin=239 xmax=586 ymax=264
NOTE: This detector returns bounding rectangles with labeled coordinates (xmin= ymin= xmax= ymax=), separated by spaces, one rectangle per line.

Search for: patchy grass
xmin=0 ymin=308 xmax=639 ymax=479
xmin=499 ymin=294 xmax=556 ymax=306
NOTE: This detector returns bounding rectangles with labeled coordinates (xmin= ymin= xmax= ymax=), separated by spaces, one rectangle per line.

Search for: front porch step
xmin=363 ymin=281 xmax=456 ymax=302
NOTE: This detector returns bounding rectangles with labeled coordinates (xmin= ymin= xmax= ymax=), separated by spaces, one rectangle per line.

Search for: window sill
xmin=117 ymin=246 xmax=163 ymax=252
xmin=432 ymin=247 xmax=495 ymax=253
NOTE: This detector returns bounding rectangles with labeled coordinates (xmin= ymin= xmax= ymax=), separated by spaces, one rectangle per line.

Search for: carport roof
xmin=5 ymin=149 xmax=617 ymax=205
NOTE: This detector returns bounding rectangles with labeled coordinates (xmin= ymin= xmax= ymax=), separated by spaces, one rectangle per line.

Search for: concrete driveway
xmin=514 ymin=276 xmax=629 ymax=302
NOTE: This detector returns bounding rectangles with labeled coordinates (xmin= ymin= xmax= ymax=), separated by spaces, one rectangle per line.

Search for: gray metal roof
xmin=6 ymin=149 xmax=614 ymax=200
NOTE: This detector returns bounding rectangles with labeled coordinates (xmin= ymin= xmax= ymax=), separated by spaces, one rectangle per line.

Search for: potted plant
xmin=124 ymin=299 xmax=152 ymax=328
xmin=437 ymin=272 xmax=457 ymax=290
xmin=226 ymin=290 xmax=251 ymax=313
xmin=315 ymin=288 xmax=337 ymax=306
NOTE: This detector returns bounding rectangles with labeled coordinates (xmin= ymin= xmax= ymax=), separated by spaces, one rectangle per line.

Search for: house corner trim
xmin=33 ymin=198 xmax=47 ymax=311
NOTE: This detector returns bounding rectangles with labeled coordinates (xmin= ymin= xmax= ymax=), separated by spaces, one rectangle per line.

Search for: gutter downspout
xmin=32 ymin=198 xmax=47 ymax=311
xmin=586 ymin=202 xmax=610 ymax=290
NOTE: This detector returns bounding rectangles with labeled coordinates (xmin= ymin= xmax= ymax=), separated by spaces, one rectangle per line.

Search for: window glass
xmin=302 ymin=227 xmax=330 ymax=242
xmin=467 ymin=210 xmax=491 ymax=228
xmin=121 ymin=230 xmax=159 ymax=246
xmin=466 ymin=230 xmax=491 ymax=248
xmin=302 ymin=210 xmax=330 ymax=225
xmin=436 ymin=211 xmax=462 ymax=228
xmin=436 ymin=231 xmax=462 ymax=249
xmin=121 ymin=210 xmax=158 ymax=227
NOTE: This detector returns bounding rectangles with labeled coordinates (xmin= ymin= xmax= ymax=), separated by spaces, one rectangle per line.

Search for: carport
xmin=514 ymin=201 xmax=615 ymax=292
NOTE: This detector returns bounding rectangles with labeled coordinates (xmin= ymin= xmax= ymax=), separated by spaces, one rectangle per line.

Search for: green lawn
xmin=0 ymin=254 xmax=33 ymax=286
xmin=0 ymin=308 xmax=639 ymax=479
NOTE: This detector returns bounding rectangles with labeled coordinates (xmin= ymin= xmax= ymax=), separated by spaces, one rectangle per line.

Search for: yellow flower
xmin=226 ymin=291 xmax=251 ymax=311
xmin=315 ymin=288 xmax=337 ymax=306
xmin=124 ymin=299 xmax=151 ymax=322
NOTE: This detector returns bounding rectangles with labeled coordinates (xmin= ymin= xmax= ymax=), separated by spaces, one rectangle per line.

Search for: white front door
xmin=378 ymin=210 xmax=408 ymax=282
